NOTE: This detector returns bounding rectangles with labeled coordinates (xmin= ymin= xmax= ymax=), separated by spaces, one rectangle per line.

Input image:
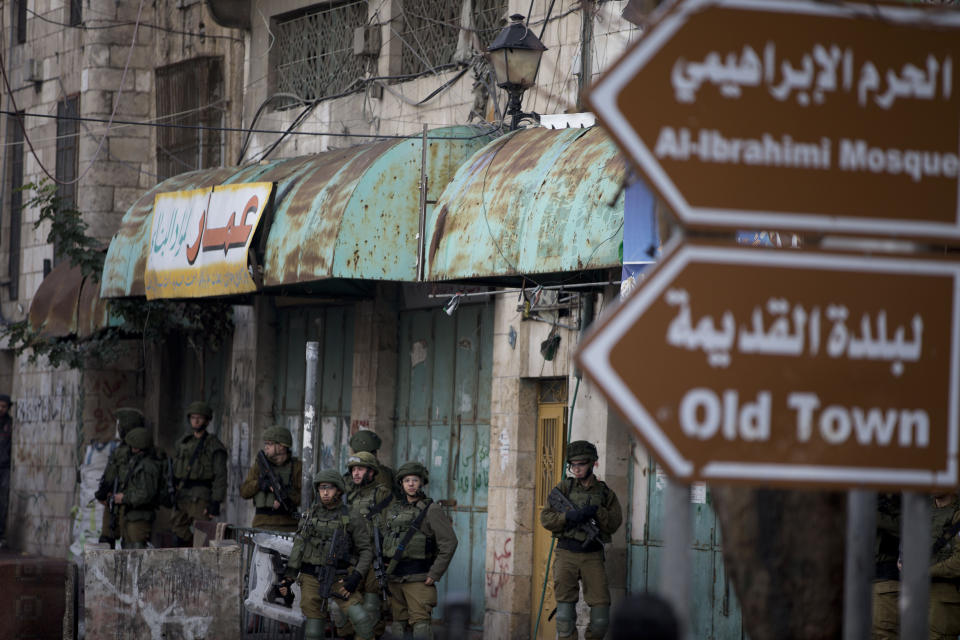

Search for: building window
xmin=55 ymin=96 xmax=79 ymax=267
xmin=398 ymin=0 xmax=460 ymax=76
xmin=271 ymin=2 xmax=368 ymax=105
xmin=14 ymin=0 xmax=26 ymax=44
xmin=155 ymin=57 xmax=224 ymax=182
xmin=6 ymin=114 xmax=24 ymax=300
xmin=69 ymin=0 xmax=82 ymax=26
xmin=472 ymin=0 xmax=509 ymax=48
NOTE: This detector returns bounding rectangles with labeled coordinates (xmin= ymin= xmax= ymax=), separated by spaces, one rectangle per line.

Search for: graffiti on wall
xmin=486 ymin=536 xmax=513 ymax=598
xmin=82 ymin=371 xmax=138 ymax=443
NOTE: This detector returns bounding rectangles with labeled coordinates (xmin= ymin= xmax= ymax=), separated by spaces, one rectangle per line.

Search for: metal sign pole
xmin=899 ymin=491 xmax=931 ymax=640
xmin=661 ymin=478 xmax=691 ymax=637
xmin=302 ymin=341 xmax=319 ymax=511
xmin=843 ymin=489 xmax=877 ymax=640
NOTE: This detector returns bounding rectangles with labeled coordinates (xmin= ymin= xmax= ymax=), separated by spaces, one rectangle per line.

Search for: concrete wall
xmin=84 ymin=545 xmax=242 ymax=639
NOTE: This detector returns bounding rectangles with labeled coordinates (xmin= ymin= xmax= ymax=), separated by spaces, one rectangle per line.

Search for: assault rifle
xmin=165 ymin=458 xmax=176 ymax=508
xmin=257 ymin=450 xmax=300 ymax=519
xmin=547 ymin=487 xmax=601 ymax=549
xmin=315 ymin=527 xmax=350 ymax=601
xmin=372 ymin=524 xmax=391 ymax=600
xmin=108 ymin=476 xmax=119 ymax=536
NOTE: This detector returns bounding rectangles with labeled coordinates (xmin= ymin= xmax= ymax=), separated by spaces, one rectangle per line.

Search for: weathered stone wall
xmin=84 ymin=545 xmax=242 ymax=639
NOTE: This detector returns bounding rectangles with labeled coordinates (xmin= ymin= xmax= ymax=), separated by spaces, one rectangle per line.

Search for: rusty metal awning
xmin=425 ymin=126 xmax=628 ymax=283
xmin=29 ymin=262 xmax=110 ymax=338
xmin=100 ymin=126 xmax=496 ymax=298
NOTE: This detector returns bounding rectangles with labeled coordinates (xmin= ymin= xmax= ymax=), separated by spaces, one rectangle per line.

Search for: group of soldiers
xmin=94 ymin=401 xmax=226 ymax=549
xmin=95 ymin=401 xmax=625 ymax=640
xmin=873 ymin=491 xmax=960 ymax=639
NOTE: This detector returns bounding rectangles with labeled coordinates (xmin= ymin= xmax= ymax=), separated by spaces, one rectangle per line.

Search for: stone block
xmin=77 ymin=186 xmax=114 ymax=215
xmin=135 ymin=70 xmax=151 ymax=93
xmin=85 ymin=44 xmax=110 ymax=68
xmin=84 ymin=546 xmax=241 ymax=639
xmin=108 ymin=135 xmax=152 ymax=163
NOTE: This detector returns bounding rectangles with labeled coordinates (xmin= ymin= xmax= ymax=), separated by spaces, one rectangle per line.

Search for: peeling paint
xmin=498 ymin=429 xmax=510 ymax=473
xmin=410 ymin=340 xmax=427 ymax=368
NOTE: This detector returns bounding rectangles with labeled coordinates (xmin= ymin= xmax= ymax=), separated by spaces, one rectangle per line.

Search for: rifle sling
xmin=387 ymin=499 xmax=433 ymax=575
xmin=932 ymin=514 xmax=960 ymax=557
xmin=366 ymin=494 xmax=394 ymax=520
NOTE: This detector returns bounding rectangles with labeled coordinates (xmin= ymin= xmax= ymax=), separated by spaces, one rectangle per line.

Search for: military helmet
xmin=115 ymin=407 xmax=145 ymax=437
xmin=346 ymin=451 xmax=379 ymax=472
xmin=395 ymin=461 xmax=429 ymax=486
xmin=125 ymin=427 xmax=152 ymax=450
xmin=263 ymin=425 xmax=293 ymax=448
xmin=566 ymin=440 xmax=598 ymax=463
xmin=186 ymin=401 xmax=213 ymax=419
xmin=313 ymin=469 xmax=346 ymax=493
xmin=349 ymin=430 xmax=381 ymax=453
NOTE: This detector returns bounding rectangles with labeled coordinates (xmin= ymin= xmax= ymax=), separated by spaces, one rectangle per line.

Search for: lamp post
xmin=486 ymin=14 xmax=547 ymax=130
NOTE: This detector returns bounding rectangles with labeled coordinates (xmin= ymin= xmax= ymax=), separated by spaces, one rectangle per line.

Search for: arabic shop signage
xmin=145 ymin=182 xmax=273 ymax=299
xmin=588 ymin=0 xmax=960 ymax=240
xmin=576 ymin=239 xmax=960 ymax=490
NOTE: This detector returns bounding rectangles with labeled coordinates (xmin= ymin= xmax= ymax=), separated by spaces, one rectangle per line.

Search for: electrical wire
xmin=25 ymin=6 xmax=242 ymax=42
xmin=0 ymin=0 xmax=146 ymax=186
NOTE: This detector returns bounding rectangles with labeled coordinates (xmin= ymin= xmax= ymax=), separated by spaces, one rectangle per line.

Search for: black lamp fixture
xmin=486 ymin=14 xmax=547 ymax=130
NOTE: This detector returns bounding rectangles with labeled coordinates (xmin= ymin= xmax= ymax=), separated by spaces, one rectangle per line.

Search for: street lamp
xmin=486 ymin=14 xmax=547 ymax=130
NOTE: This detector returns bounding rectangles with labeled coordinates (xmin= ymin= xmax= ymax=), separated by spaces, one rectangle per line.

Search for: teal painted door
xmin=628 ymin=450 xmax=745 ymax=639
xmin=394 ymin=303 xmax=493 ymax=627
xmin=275 ymin=305 xmax=355 ymax=469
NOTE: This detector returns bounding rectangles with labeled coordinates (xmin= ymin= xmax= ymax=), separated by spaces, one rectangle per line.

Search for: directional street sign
xmin=588 ymin=0 xmax=960 ymax=240
xmin=576 ymin=240 xmax=960 ymax=489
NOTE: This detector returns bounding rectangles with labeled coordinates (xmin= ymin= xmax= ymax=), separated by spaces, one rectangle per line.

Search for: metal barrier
xmin=232 ymin=526 xmax=306 ymax=640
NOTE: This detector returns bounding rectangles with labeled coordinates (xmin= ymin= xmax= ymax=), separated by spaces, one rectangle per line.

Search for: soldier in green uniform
xmin=240 ymin=425 xmax=302 ymax=532
xmin=171 ymin=401 xmax=227 ymax=546
xmin=871 ymin=493 xmax=901 ymax=640
xmin=278 ymin=469 xmax=375 ymax=640
xmin=348 ymin=430 xmax=398 ymax=497
xmin=928 ymin=491 xmax=960 ymax=640
xmin=346 ymin=451 xmax=395 ymax=634
xmin=540 ymin=440 xmax=623 ymax=640
xmin=112 ymin=427 xmax=162 ymax=549
xmin=94 ymin=407 xmax=144 ymax=546
xmin=382 ymin=461 xmax=458 ymax=640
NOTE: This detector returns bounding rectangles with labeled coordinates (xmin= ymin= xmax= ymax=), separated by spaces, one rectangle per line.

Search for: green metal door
xmin=627 ymin=448 xmax=745 ymax=639
xmin=275 ymin=305 xmax=355 ymax=468
xmin=394 ymin=302 xmax=493 ymax=627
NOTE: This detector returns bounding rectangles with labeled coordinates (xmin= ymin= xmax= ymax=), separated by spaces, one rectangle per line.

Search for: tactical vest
xmin=253 ymin=459 xmax=295 ymax=509
xmin=348 ymin=481 xmax=391 ymax=521
xmin=932 ymin=500 xmax=960 ymax=565
xmin=297 ymin=504 xmax=354 ymax=568
xmin=382 ymin=499 xmax=435 ymax=561
xmin=558 ymin=477 xmax=613 ymax=544
xmin=174 ymin=432 xmax=222 ymax=481
xmin=103 ymin=444 xmax=132 ymax=484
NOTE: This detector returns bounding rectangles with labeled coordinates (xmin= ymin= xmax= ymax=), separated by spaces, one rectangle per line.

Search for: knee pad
xmin=346 ymin=603 xmax=375 ymax=639
xmin=328 ymin=600 xmax=347 ymax=627
xmin=361 ymin=592 xmax=381 ymax=622
xmin=303 ymin=617 xmax=325 ymax=640
xmin=556 ymin=601 xmax=578 ymax=637
xmin=586 ymin=604 xmax=610 ymax=639
xmin=412 ymin=620 xmax=433 ymax=640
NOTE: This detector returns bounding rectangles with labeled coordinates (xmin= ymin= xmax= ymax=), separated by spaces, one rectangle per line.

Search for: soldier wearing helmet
xmin=278 ymin=469 xmax=376 ymax=640
xmin=380 ymin=461 xmax=458 ymax=640
xmin=170 ymin=401 xmax=227 ymax=546
xmin=539 ymin=440 xmax=623 ymax=640
xmin=348 ymin=430 xmax=398 ymax=497
xmin=240 ymin=425 xmax=302 ymax=532
xmin=110 ymin=427 xmax=162 ymax=549
xmin=345 ymin=451 xmax=394 ymax=634
xmin=94 ymin=407 xmax=145 ymax=546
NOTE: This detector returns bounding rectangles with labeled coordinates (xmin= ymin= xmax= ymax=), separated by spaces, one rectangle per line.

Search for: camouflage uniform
xmin=284 ymin=469 xmax=374 ymax=640
xmin=115 ymin=428 xmax=162 ymax=549
xmin=540 ymin=441 xmax=623 ymax=640
xmin=348 ymin=430 xmax=398 ymax=498
xmin=383 ymin=462 xmax=458 ymax=640
xmin=240 ymin=425 xmax=302 ymax=532
xmin=871 ymin=493 xmax=901 ymax=640
xmin=929 ymin=495 xmax=960 ymax=640
xmin=346 ymin=451 xmax=394 ymax=634
xmin=94 ymin=408 xmax=143 ymax=545
xmin=171 ymin=401 xmax=227 ymax=544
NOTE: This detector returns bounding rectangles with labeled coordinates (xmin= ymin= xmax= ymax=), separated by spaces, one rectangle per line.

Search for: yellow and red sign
xmin=145 ymin=182 xmax=273 ymax=299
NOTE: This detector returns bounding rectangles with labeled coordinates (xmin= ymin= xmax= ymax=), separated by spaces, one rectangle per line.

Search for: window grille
xmin=6 ymin=113 xmax=23 ymax=300
xmin=55 ymin=96 xmax=79 ymax=267
xmin=471 ymin=0 xmax=508 ymax=49
xmin=14 ymin=0 xmax=26 ymax=44
xmin=272 ymin=2 xmax=368 ymax=106
xmin=398 ymin=0 xmax=460 ymax=76
xmin=155 ymin=57 xmax=224 ymax=182
xmin=69 ymin=0 xmax=82 ymax=26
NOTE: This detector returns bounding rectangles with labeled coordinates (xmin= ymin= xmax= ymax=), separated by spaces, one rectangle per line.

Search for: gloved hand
xmin=94 ymin=485 xmax=109 ymax=502
xmin=259 ymin=473 xmax=273 ymax=493
xmin=565 ymin=508 xmax=585 ymax=524
xmin=581 ymin=504 xmax=599 ymax=520
xmin=342 ymin=571 xmax=363 ymax=593
xmin=276 ymin=576 xmax=295 ymax=597
xmin=207 ymin=500 xmax=221 ymax=516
